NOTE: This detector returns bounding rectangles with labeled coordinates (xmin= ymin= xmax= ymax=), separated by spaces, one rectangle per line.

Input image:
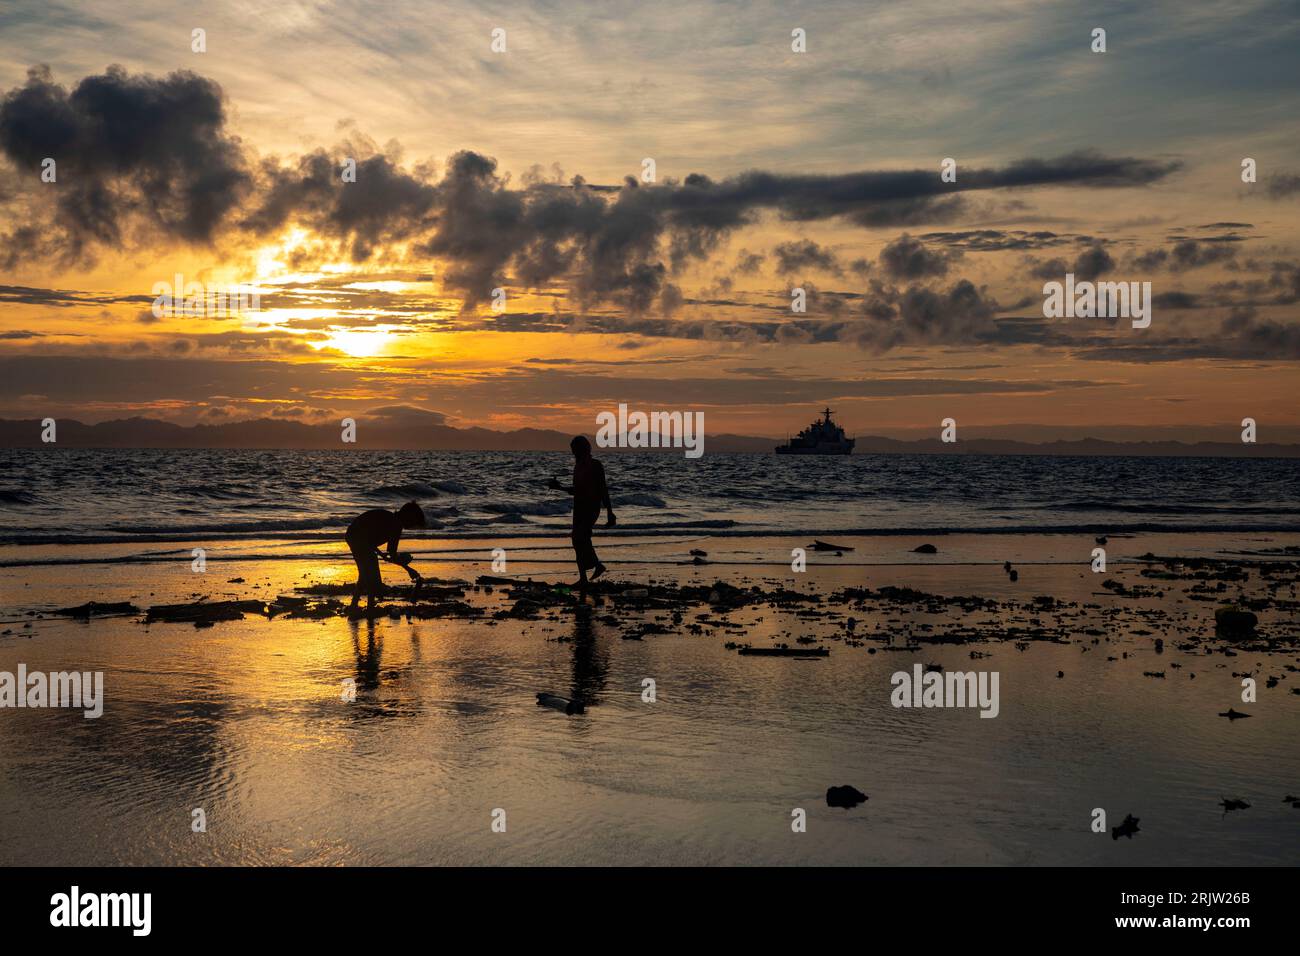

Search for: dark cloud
xmin=918 ymin=229 xmax=1083 ymax=251
xmin=732 ymin=249 xmax=766 ymax=275
xmin=773 ymin=239 xmax=842 ymax=276
xmin=0 ymin=64 xmax=250 ymax=265
xmin=1029 ymin=244 xmax=1113 ymax=281
xmin=1168 ymin=239 xmax=1237 ymax=271
xmin=1152 ymin=291 xmax=1201 ymax=309
xmin=244 ymin=146 xmax=438 ymax=262
xmin=0 ymin=283 xmax=149 ymax=307
xmin=1 ymin=67 xmax=1184 ymax=315
xmin=1071 ymin=245 xmax=1115 ymax=280
xmin=1264 ymin=172 xmax=1300 ymax=198
xmin=878 ymin=233 xmax=959 ymax=279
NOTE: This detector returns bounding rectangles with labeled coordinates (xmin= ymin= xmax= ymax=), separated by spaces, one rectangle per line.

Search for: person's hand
xmin=547 ymin=476 xmax=563 ymax=490
xmin=606 ymin=512 xmax=617 ymax=528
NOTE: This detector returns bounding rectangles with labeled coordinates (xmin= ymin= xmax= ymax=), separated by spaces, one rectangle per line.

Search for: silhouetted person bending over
xmin=345 ymin=500 xmax=426 ymax=610
xmin=549 ymin=436 xmax=615 ymax=587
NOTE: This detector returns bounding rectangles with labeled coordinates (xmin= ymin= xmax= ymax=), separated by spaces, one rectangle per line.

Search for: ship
xmin=775 ymin=408 xmax=855 ymax=455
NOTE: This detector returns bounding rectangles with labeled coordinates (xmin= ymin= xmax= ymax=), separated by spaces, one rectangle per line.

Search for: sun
xmin=315 ymin=329 xmax=392 ymax=358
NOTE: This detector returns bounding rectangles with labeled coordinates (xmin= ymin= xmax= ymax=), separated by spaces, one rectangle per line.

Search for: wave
xmin=365 ymin=481 xmax=442 ymax=499
xmin=449 ymin=513 xmax=532 ymax=525
xmin=477 ymin=493 xmax=666 ymax=516
xmin=1016 ymin=501 xmax=1300 ymax=516
xmin=481 ymin=499 xmax=572 ymax=516
xmin=177 ymin=484 xmax=260 ymax=500
xmin=612 ymin=492 xmax=666 ymax=507
xmin=104 ymin=517 xmax=339 ymax=535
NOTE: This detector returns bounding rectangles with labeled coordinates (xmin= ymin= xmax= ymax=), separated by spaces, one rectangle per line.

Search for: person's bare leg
xmin=591 ymin=561 xmax=606 ymax=580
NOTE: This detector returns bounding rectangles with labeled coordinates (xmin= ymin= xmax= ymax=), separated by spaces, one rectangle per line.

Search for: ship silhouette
xmin=775 ymin=408 xmax=855 ymax=455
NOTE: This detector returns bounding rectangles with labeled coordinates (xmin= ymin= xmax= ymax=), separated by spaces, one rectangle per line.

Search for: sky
xmin=1 ymin=0 xmax=1298 ymax=441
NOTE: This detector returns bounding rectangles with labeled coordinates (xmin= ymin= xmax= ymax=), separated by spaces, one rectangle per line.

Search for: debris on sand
xmin=54 ymin=601 xmax=140 ymax=619
xmin=1214 ymin=606 xmax=1258 ymax=637
xmin=281 ymin=599 xmax=348 ymax=620
xmin=144 ymin=599 xmax=266 ymax=627
xmin=1111 ymin=814 xmax=1140 ymax=840
xmin=809 ymin=540 xmax=854 ymax=552
xmin=1009 ymin=569 xmax=1019 ymax=582
xmin=299 ymin=581 xmax=467 ymax=600
xmin=536 ymin=692 xmax=584 ymax=715
xmin=689 ymin=549 xmax=708 ymax=557
xmin=825 ymin=785 xmax=868 ymax=809
xmin=737 ymin=645 xmax=828 ymax=657
xmin=912 ymin=543 xmax=938 ymax=554
xmin=497 ymin=598 xmax=545 ymax=620
xmin=1218 ymin=708 xmax=1252 ymax=720
xmin=1219 ymin=798 xmax=1250 ymax=813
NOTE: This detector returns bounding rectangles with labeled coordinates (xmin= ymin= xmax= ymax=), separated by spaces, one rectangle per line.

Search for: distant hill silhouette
xmin=1 ymin=416 xmax=1297 ymax=456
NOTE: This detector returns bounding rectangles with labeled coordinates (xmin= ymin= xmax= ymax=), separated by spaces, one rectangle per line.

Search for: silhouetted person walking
xmin=344 ymin=500 xmax=425 ymax=611
xmin=549 ymin=436 xmax=615 ymax=587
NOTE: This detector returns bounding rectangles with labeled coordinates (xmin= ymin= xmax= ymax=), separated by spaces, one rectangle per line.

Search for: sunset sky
xmin=1 ymin=0 xmax=1298 ymax=441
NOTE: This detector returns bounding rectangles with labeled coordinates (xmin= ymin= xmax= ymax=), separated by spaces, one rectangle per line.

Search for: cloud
xmin=1141 ymin=239 xmax=1238 ymax=272
xmin=732 ymin=249 xmax=766 ymax=275
xmin=364 ymin=405 xmax=449 ymax=427
xmin=1264 ymin=172 xmax=1300 ymax=199
xmin=0 ymin=65 xmax=1185 ymax=315
xmin=1029 ymin=244 xmax=1114 ymax=281
xmin=244 ymin=145 xmax=438 ymax=262
xmin=918 ymin=229 xmax=1085 ymax=251
xmin=878 ymin=233 xmax=959 ymax=279
xmin=0 ymin=65 xmax=250 ymax=265
xmin=773 ymin=239 xmax=841 ymax=276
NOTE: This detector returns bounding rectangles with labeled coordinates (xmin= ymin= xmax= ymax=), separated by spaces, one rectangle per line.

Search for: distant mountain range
xmin=1 ymin=416 xmax=1297 ymax=457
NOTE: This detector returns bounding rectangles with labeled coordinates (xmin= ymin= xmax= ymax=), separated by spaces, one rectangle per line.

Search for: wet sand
xmin=0 ymin=530 xmax=1297 ymax=865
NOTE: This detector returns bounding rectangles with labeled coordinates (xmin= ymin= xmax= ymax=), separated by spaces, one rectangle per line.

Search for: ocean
xmin=2 ymin=448 xmax=1298 ymax=547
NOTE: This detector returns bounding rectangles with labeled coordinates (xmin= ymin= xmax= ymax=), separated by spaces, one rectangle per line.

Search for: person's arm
xmin=386 ymin=515 xmax=402 ymax=560
xmin=598 ymin=463 xmax=616 ymax=525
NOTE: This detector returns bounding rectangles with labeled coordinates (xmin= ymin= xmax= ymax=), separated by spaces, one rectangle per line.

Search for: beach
xmin=1 ymin=521 xmax=1297 ymax=866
